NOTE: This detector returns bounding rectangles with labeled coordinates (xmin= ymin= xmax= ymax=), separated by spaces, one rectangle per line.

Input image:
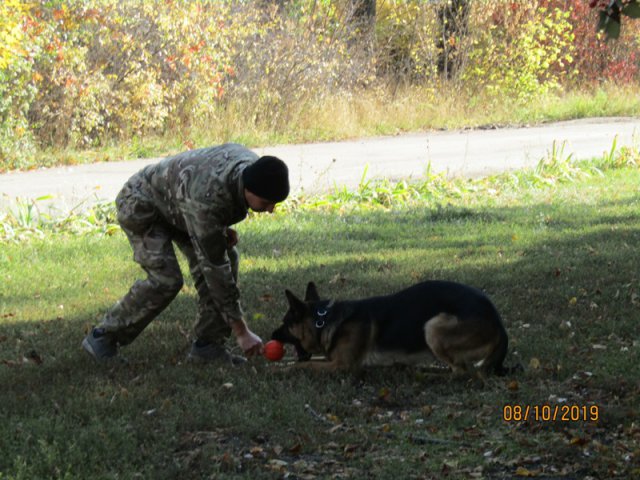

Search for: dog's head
xmin=271 ymin=282 xmax=325 ymax=361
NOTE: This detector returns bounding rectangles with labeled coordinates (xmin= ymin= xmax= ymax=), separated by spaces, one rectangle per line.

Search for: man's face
xmin=244 ymin=189 xmax=277 ymax=213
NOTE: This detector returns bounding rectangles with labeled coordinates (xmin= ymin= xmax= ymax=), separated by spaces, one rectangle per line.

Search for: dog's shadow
xmin=267 ymin=360 xmax=498 ymax=392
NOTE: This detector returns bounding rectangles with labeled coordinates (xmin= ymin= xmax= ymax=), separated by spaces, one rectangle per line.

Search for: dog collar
xmin=313 ymin=301 xmax=333 ymax=330
xmin=315 ymin=309 xmax=327 ymax=329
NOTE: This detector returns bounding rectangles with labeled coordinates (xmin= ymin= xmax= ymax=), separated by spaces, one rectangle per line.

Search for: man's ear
xmin=304 ymin=282 xmax=320 ymax=302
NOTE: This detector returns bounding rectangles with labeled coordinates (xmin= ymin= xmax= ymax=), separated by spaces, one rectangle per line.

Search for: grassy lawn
xmin=1 ymin=167 xmax=639 ymax=479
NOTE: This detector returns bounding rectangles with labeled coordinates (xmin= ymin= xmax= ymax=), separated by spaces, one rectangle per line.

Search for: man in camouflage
xmin=82 ymin=143 xmax=290 ymax=364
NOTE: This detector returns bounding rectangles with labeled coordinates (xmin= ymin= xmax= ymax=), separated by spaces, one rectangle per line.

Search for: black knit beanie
xmin=242 ymin=156 xmax=290 ymax=203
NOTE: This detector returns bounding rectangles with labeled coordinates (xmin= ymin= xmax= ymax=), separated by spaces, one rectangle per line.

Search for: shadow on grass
xmin=2 ymin=197 xmax=639 ymax=369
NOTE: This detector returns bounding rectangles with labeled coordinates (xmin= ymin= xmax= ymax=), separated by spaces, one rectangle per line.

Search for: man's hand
xmin=237 ymin=330 xmax=263 ymax=357
xmin=226 ymin=228 xmax=238 ymax=248
xmin=231 ymin=319 xmax=263 ymax=357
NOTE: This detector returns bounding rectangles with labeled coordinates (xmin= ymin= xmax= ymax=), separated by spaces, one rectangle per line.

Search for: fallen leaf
xmin=515 ymin=466 xmax=537 ymax=477
xmin=26 ymin=350 xmax=43 ymax=365
xmin=343 ymin=444 xmax=358 ymax=454
xmin=570 ymin=436 xmax=589 ymax=446
xmin=288 ymin=443 xmax=302 ymax=455
xmin=421 ymin=405 xmax=433 ymax=417
xmin=326 ymin=413 xmax=340 ymax=423
xmin=378 ymin=387 xmax=392 ymax=402
xmin=529 ymin=358 xmax=541 ymax=370
xmin=328 ymin=424 xmax=344 ymax=434
xmin=249 ymin=446 xmax=264 ymax=456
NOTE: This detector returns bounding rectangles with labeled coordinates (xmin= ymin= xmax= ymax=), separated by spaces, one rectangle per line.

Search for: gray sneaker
xmin=82 ymin=327 xmax=118 ymax=361
xmin=187 ymin=341 xmax=247 ymax=366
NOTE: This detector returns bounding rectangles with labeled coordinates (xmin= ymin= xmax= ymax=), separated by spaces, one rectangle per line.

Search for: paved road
xmin=0 ymin=117 xmax=637 ymax=214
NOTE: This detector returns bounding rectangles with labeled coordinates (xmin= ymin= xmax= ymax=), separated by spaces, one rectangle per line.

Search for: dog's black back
xmin=354 ymin=281 xmax=504 ymax=353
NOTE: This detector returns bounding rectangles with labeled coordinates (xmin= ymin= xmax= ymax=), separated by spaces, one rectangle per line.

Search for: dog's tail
xmin=487 ymin=319 xmax=521 ymax=377
xmin=492 ymin=325 xmax=509 ymax=376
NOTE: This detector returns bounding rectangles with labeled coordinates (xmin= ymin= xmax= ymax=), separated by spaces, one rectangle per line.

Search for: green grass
xmin=1 ymin=161 xmax=640 ymax=478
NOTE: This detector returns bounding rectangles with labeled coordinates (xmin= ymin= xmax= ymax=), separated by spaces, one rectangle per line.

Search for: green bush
xmin=0 ymin=63 xmax=36 ymax=169
xmin=462 ymin=1 xmax=575 ymax=101
xmin=374 ymin=1 xmax=440 ymax=83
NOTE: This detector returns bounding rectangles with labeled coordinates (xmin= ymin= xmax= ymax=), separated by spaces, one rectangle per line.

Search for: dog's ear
xmin=285 ymin=289 xmax=306 ymax=313
xmin=305 ymin=282 xmax=320 ymax=302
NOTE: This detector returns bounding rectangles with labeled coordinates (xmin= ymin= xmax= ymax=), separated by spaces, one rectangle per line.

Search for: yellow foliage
xmin=0 ymin=0 xmax=29 ymax=69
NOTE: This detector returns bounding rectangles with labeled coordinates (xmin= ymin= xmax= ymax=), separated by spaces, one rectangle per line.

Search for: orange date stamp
xmin=503 ymin=404 xmax=600 ymax=423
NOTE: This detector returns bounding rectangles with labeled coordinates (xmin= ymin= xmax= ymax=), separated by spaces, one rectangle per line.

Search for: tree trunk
xmin=351 ymin=0 xmax=376 ymax=33
xmin=437 ymin=0 xmax=470 ymax=79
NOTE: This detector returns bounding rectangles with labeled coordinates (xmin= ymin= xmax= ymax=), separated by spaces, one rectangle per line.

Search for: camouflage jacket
xmin=140 ymin=143 xmax=258 ymax=324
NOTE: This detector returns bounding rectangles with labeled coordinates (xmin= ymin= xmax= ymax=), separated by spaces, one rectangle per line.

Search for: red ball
xmin=264 ymin=340 xmax=285 ymax=361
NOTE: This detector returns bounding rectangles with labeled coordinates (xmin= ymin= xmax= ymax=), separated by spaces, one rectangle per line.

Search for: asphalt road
xmin=0 ymin=116 xmax=637 ymax=214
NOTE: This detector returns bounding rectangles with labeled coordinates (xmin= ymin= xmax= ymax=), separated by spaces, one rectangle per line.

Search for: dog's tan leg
xmin=292 ymin=324 xmax=365 ymax=373
xmin=424 ymin=313 xmax=460 ymax=370
xmin=289 ymin=346 xmax=362 ymax=373
xmin=425 ymin=314 xmax=487 ymax=376
xmin=425 ymin=313 xmax=502 ymax=382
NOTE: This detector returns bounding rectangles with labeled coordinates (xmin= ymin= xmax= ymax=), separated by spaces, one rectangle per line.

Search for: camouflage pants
xmin=100 ymin=176 xmax=237 ymax=346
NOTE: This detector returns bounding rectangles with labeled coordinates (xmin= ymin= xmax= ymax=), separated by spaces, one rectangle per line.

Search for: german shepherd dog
xmin=271 ymin=280 xmax=509 ymax=377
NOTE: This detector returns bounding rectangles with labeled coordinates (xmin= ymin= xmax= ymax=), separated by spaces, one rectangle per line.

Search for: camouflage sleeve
xmin=181 ymin=205 xmax=244 ymax=325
